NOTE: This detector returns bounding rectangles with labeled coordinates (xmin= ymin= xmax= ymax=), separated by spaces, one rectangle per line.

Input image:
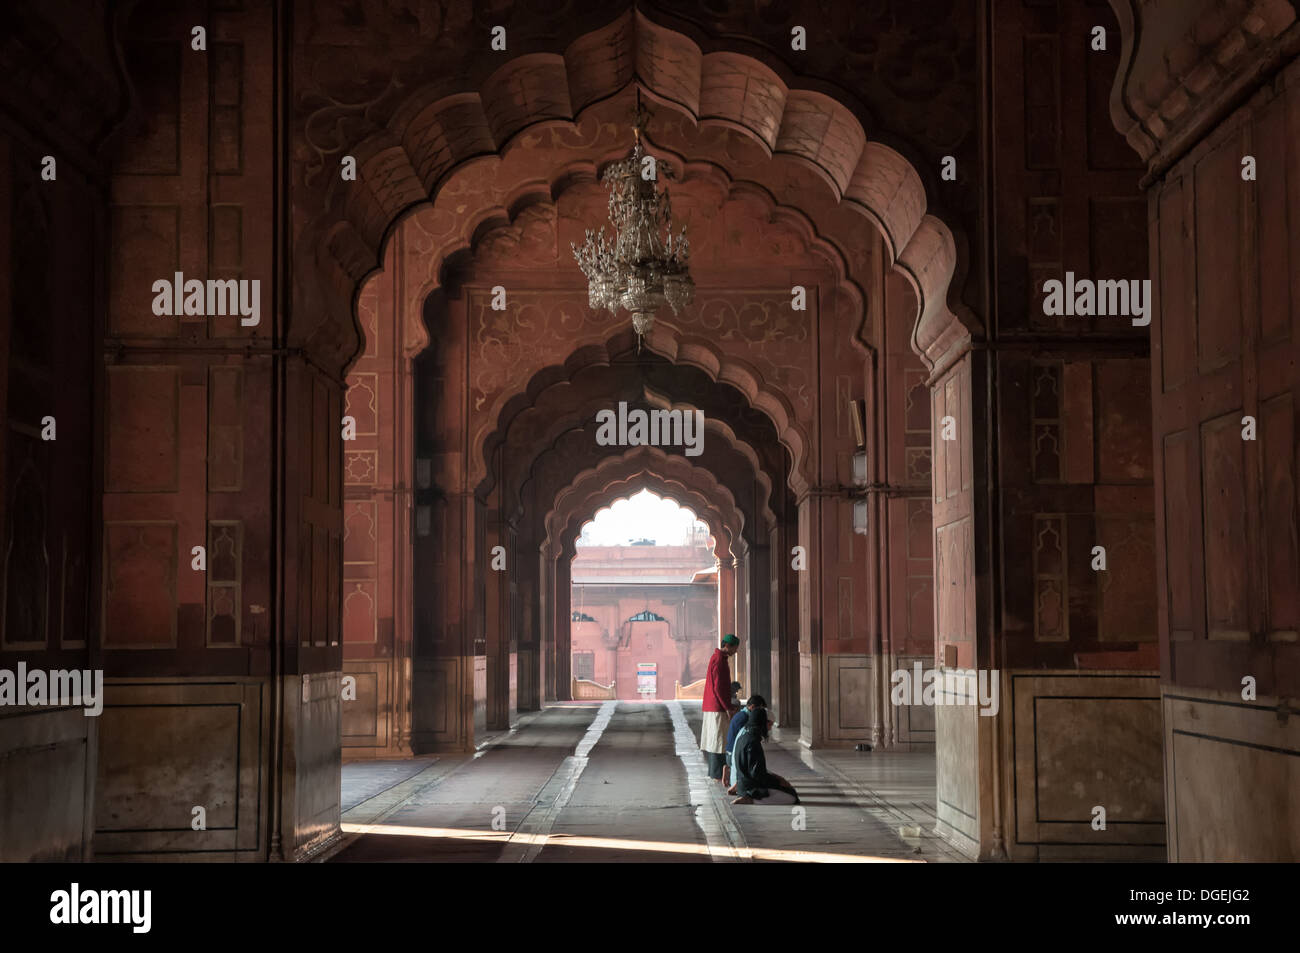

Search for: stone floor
xmin=328 ymin=701 xmax=969 ymax=863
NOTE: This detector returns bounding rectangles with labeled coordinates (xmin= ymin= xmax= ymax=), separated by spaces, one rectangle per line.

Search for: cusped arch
xmin=564 ymin=483 xmax=729 ymax=565
xmin=557 ymin=477 xmax=734 ymax=566
xmin=495 ymin=359 xmax=784 ymax=508
xmin=308 ymin=8 xmax=964 ymax=383
xmin=478 ymin=328 xmax=808 ymax=497
xmin=517 ymin=413 xmax=776 ymax=541
xmin=549 ymin=446 xmax=744 ymax=544
xmin=385 ymin=161 xmax=848 ymax=500
xmin=548 ymin=447 xmax=746 ymax=561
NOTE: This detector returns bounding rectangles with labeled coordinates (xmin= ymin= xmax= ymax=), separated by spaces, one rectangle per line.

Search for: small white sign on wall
xmin=636 ymin=662 xmax=657 ymax=696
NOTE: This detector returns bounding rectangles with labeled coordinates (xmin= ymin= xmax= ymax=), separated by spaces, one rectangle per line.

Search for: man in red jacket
xmin=700 ymin=634 xmax=740 ymax=780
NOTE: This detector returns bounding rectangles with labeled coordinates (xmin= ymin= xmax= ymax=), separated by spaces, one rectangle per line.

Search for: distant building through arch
xmin=571 ymin=491 xmax=719 ymax=699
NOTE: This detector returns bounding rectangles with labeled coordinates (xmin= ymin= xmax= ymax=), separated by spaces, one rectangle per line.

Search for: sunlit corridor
xmin=329 ymin=703 xmax=962 ymax=863
xmin=6 ymin=0 xmax=1298 ymax=883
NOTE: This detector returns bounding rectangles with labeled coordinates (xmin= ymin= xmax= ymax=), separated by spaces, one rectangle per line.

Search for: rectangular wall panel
xmin=825 ymin=654 xmax=871 ymax=740
xmin=1158 ymin=180 xmax=1191 ymax=392
xmin=1011 ymin=672 xmax=1163 ymax=859
xmin=1164 ymin=687 xmax=1300 ymax=862
xmin=1200 ymin=412 xmax=1250 ymax=640
xmin=207 ymin=366 xmax=243 ymax=491
xmin=1260 ymin=394 xmax=1299 ymax=636
xmin=94 ymin=679 xmax=264 ymax=858
xmin=109 ymin=207 xmax=181 ymax=338
xmin=105 ymin=367 xmax=180 ymax=493
xmin=1194 ymin=141 xmax=1243 ymax=374
xmin=1161 ymin=431 xmax=1197 ymax=639
xmin=103 ymin=521 xmax=177 ymax=648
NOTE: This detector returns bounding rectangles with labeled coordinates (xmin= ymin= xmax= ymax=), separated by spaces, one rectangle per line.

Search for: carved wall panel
xmin=110 ymin=206 xmax=180 ymax=339
xmin=1096 ymin=516 xmax=1156 ymax=642
xmin=1032 ymin=515 xmax=1068 ymax=643
xmin=343 ymin=581 xmax=378 ymax=645
xmin=342 ymin=661 xmax=389 ymax=749
xmin=116 ymin=40 xmax=182 ymax=175
xmin=103 ymin=522 xmax=177 ymax=648
xmin=1010 ymin=672 xmax=1164 ymax=860
xmin=207 ymin=367 xmax=244 ymax=492
xmin=95 ymin=679 xmax=265 ymax=858
xmin=1201 ymin=412 xmax=1251 ymax=641
xmin=1260 ymin=394 xmax=1299 ymax=638
xmin=206 ymin=521 xmax=241 ymax=646
xmin=2 ymin=446 xmax=51 ymax=650
xmin=105 ymin=367 xmax=180 ymax=494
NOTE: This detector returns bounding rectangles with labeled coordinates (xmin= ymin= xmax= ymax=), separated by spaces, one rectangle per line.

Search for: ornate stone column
xmin=481 ymin=503 xmax=514 ymax=732
xmin=749 ymin=541 xmax=773 ymax=704
xmin=555 ymin=542 xmax=574 ymax=700
xmin=716 ymin=548 xmax=736 ymax=644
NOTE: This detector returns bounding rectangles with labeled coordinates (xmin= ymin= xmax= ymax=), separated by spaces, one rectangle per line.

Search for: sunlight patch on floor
xmin=339 ymin=822 xmax=920 ymax=863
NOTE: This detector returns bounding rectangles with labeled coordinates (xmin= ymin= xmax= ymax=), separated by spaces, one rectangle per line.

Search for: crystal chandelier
xmin=571 ymin=93 xmax=694 ymax=350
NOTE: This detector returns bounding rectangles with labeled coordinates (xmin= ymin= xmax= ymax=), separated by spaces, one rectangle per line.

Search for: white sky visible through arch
xmin=578 ymin=489 xmax=711 ymax=547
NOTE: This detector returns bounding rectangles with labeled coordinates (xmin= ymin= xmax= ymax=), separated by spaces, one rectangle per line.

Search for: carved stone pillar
xmin=412 ymin=292 xmax=475 ymax=754
xmin=537 ymin=542 xmax=554 ymax=704
xmin=716 ymin=551 xmax=736 ymax=644
xmin=749 ymin=542 xmax=772 ymax=704
xmin=795 ymin=488 xmax=873 ymax=748
xmin=482 ymin=508 xmax=513 ymax=732
xmin=771 ymin=506 xmax=801 ymax=729
xmin=733 ymin=552 xmax=749 ymax=691
xmin=555 ymin=542 xmax=574 ymax=700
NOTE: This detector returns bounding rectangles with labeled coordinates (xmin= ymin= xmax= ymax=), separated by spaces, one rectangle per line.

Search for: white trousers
xmin=700 ymin=710 xmax=727 ymax=754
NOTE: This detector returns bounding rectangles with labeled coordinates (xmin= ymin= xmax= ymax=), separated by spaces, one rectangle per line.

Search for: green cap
xmin=721 ymin=634 xmax=739 ymax=646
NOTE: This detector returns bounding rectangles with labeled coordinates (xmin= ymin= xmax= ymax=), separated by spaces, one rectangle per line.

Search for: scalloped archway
xmin=346 ymin=7 xmax=952 ymax=752
xmin=542 ymin=447 xmax=753 ymax=704
xmin=305 ymin=7 xmax=969 ymax=387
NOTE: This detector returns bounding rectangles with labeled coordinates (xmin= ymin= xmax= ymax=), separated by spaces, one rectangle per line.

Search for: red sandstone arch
xmin=519 ymin=414 xmax=777 ymax=536
xmin=575 ymin=495 xmax=719 ymax=556
xmin=485 ymin=353 xmax=786 ymax=523
xmin=397 ymin=158 xmax=862 ymax=495
xmin=319 ymin=8 xmax=964 ymax=442
xmin=393 ymin=119 xmax=877 ymax=370
xmin=545 ymin=464 xmax=747 ymax=702
xmin=517 ymin=419 xmax=776 ymax=549
xmin=546 ymin=447 xmax=747 ymax=560
xmin=557 ymin=486 xmax=733 ymax=565
xmin=467 ymin=296 xmax=807 ymax=499
xmin=346 ymin=8 xmax=961 ymax=740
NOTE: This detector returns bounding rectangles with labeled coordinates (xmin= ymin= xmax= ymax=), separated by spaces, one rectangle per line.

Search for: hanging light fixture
xmin=571 ymin=91 xmax=694 ymax=351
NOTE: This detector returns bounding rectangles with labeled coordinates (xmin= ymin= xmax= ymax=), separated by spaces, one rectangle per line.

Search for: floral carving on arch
xmin=303 ymin=8 xmax=965 ymax=385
